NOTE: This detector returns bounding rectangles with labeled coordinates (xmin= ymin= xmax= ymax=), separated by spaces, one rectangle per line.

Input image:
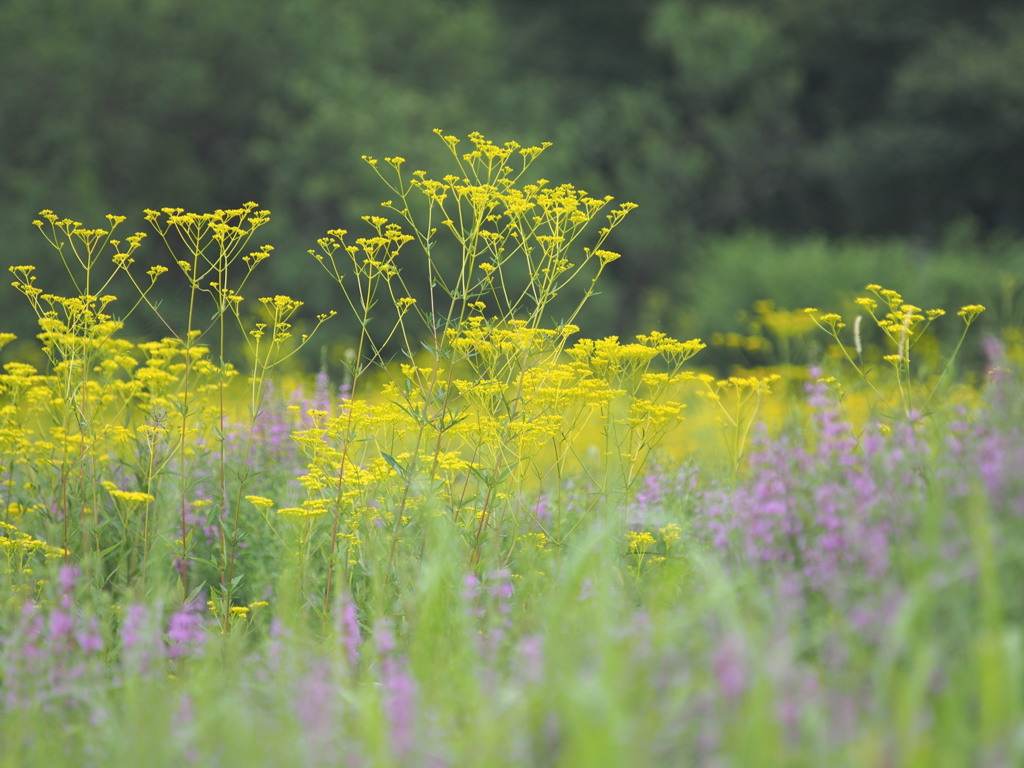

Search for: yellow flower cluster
xmin=695 ymin=373 xmax=783 ymax=466
xmin=569 ymin=333 xmax=705 ymax=380
xmin=277 ymin=506 xmax=325 ymax=519
xmin=627 ymin=530 xmax=656 ymax=554
xmin=445 ymin=317 xmax=567 ymax=371
xmin=106 ymin=488 xmax=155 ymax=505
xmin=0 ymin=136 xmax=710 ymax=598
xmin=1 ymin=520 xmax=67 ymax=572
xmin=806 ymin=284 xmax=987 ymax=418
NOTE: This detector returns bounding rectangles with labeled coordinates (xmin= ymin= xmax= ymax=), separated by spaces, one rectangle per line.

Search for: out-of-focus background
xmin=3 ymin=0 xmax=1023 ymax=366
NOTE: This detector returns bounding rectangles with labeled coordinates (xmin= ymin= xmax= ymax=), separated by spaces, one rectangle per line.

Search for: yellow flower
xmin=277 ymin=504 xmax=326 ymax=518
xmin=627 ymin=530 xmax=656 ymax=554
xmin=660 ymin=523 xmax=682 ymax=546
xmin=958 ymin=304 xmax=986 ymax=322
xmin=593 ymin=249 xmax=622 ymax=265
xmin=108 ymin=489 xmax=155 ymax=504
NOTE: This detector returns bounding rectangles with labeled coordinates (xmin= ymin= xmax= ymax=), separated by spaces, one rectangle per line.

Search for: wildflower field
xmin=2 ymin=133 xmax=1022 ymax=767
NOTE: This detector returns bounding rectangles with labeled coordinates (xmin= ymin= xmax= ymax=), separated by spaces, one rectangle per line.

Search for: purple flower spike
xmin=374 ymin=621 xmax=417 ymax=758
xmin=166 ymin=601 xmax=207 ymax=659
xmin=712 ymin=633 xmax=748 ymax=700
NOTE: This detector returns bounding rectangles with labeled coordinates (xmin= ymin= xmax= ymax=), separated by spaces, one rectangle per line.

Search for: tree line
xmin=3 ymin=0 xmax=1022 ymax=342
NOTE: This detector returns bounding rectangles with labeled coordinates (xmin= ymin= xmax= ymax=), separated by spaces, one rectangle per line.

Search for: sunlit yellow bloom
xmin=627 ymin=530 xmax=656 ymax=554
xmin=108 ymin=489 xmax=155 ymax=504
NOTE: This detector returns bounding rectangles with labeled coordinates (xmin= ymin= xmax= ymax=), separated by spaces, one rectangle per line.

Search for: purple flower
xmin=58 ymin=564 xmax=80 ymax=595
xmin=692 ymin=368 xmax=926 ymax=628
xmin=48 ymin=609 xmax=76 ymax=644
xmin=712 ymin=634 xmax=747 ymax=700
xmin=121 ymin=603 xmax=161 ymax=672
xmin=294 ymin=660 xmax=341 ymax=764
xmin=533 ymin=493 xmax=552 ymax=526
xmin=334 ymin=592 xmax=362 ymax=670
xmin=488 ymin=569 xmax=514 ymax=603
xmin=516 ymin=634 xmax=545 ymax=685
xmin=375 ymin=622 xmax=417 ymax=758
xmin=166 ymin=601 xmax=207 ymax=659
xmin=75 ymin=617 xmax=103 ymax=654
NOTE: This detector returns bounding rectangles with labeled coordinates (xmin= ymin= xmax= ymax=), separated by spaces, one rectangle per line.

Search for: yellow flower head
xmin=957 ymin=304 xmax=986 ymax=323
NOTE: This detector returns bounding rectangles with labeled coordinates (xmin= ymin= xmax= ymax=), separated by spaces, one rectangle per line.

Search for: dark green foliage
xmin=2 ymin=0 xmax=1023 ymax=348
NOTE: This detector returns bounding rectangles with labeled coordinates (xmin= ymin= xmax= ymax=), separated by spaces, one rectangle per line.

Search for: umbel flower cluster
xmin=0 ymin=133 xmax=729 ymax=616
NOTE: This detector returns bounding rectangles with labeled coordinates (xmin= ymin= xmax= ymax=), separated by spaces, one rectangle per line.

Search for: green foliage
xmin=664 ymin=231 xmax=1024 ymax=359
xmin=4 ymin=0 xmax=1024 ymax=347
xmin=0 ymin=131 xmax=1011 ymax=766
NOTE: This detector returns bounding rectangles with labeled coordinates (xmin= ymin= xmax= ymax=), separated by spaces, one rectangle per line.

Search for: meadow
xmin=2 ymin=133 xmax=1021 ymax=767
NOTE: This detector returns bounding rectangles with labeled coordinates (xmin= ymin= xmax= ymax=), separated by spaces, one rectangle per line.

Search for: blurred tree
xmin=4 ymin=0 xmax=1024 ymax=350
xmin=834 ymin=7 xmax=1024 ymax=234
xmin=0 ymin=0 xmax=546 ymax=347
xmin=489 ymin=0 xmax=1024 ymax=329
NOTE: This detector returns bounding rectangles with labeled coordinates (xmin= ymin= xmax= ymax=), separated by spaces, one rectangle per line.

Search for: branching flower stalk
xmin=220 ymin=295 xmax=333 ymax=615
xmin=140 ymin=204 xmax=269 ymax=600
xmin=135 ymin=204 xmax=325 ymax=617
xmin=15 ymin=212 xmax=152 ymax=560
xmin=694 ymin=373 xmax=782 ymax=472
xmin=567 ymin=333 xmax=704 ymax=512
xmin=308 ymin=221 xmax=416 ymax=618
xmin=296 ymin=131 xmax=703 ymax=584
xmin=807 ymin=284 xmax=985 ymax=419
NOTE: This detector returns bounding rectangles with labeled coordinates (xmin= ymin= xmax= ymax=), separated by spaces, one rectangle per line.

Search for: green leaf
xmin=380 ymin=451 xmax=406 ymax=480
